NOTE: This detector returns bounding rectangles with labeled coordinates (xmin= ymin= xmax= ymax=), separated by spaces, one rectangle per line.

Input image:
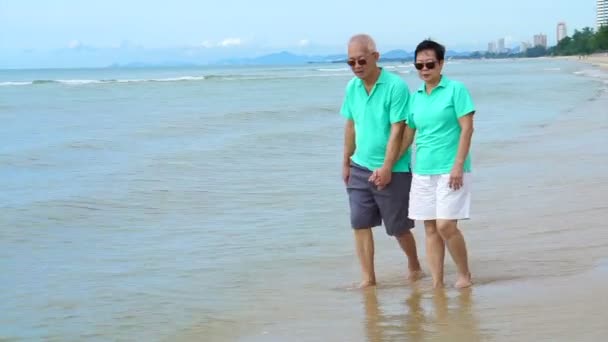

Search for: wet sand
xmin=321 ymin=82 xmax=606 ymax=341
xmin=170 ymin=63 xmax=608 ymax=342
xmin=2 ymin=57 xmax=606 ymax=342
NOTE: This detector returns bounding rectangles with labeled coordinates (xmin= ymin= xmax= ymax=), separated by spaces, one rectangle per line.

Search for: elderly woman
xmin=401 ymin=39 xmax=476 ymax=288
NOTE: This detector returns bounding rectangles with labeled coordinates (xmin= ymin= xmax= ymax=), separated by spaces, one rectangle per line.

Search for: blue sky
xmin=0 ymin=0 xmax=597 ymax=68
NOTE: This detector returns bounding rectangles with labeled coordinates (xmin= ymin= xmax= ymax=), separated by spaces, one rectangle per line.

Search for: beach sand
xmin=174 ymin=60 xmax=608 ymax=342
xmin=585 ymin=54 xmax=608 ymax=70
xmin=558 ymin=53 xmax=608 ymax=71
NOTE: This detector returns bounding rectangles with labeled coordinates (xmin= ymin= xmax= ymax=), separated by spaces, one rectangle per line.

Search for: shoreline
xmin=3 ymin=56 xmax=608 ymax=342
xmin=176 ymin=55 xmax=608 ymax=342
xmin=555 ymin=53 xmax=608 ymax=71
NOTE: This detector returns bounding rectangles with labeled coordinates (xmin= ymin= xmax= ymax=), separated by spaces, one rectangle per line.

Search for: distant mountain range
xmin=215 ymin=49 xmax=475 ymax=65
xmin=103 ymin=49 xmax=476 ymax=69
xmin=1 ymin=44 xmax=480 ymax=69
xmin=108 ymin=61 xmax=200 ymax=68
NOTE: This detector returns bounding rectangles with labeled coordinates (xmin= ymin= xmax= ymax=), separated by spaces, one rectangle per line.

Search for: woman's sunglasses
xmin=414 ymin=61 xmax=436 ymax=70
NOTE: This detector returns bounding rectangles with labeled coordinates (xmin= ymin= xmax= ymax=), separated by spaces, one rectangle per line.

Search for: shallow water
xmin=1 ymin=58 xmax=607 ymax=341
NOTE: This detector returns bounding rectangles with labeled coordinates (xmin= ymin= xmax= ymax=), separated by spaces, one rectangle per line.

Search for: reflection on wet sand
xmin=362 ymin=286 xmax=483 ymax=342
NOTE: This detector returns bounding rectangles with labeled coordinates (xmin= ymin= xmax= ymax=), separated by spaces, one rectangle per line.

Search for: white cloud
xmin=201 ymin=40 xmax=214 ymax=48
xmin=68 ymin=39 xmax=82 ymax=49
xmin=219 ymin=38 xmax=242 ymax=47
xmin=298 ymin=39 xmax=310 ymax=47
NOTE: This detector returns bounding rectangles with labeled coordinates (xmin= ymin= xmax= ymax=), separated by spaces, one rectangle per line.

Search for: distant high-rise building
xmin=556 ymin=22 xmax=567 ymax=44
xmin=598 ymin=0 xmax=608 ymax=29
xmin=488 ymin=41 xmax=497 ymax=53
xmin=498 ymin=38 xmax=505 ymax=53
xmin=533 ymin=34 xmax=547 ymax=48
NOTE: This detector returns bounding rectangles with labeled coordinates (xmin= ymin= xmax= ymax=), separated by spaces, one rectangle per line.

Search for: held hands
xmin=368 ymin=166 xmax=392 ymax=190
xmin=449 ymin=165 xmax=464 ymax=190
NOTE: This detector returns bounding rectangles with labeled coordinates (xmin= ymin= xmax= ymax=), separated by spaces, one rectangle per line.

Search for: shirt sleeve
xmin=340 ymin=83 xmax=353 ymax=120
xmin=405 ymin=90 xmax=416 ymax=129
xmin=340 ymin=95 xmax=352 ymax=120
xmin=407 ymin=104 xmax=416 ymax=129
xmin=389 ymin=82 xmax=410 ymax=124
xmin=453 ymin=82 xmax=476 ymax=118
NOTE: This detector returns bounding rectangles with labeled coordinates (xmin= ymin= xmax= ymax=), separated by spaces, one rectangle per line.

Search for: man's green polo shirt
xmin=340 ymin=68 xmax=411 ymax=172
xmin=408 ymin=75 xmax=476 ymax=175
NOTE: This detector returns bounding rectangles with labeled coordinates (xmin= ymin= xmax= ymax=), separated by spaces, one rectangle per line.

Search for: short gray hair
xmin=348 ymin=34 xmax=377 ymax=53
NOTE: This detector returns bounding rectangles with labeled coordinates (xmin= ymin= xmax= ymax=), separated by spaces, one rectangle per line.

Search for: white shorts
xmin=408 ymin=173 xmax=472 ymax=221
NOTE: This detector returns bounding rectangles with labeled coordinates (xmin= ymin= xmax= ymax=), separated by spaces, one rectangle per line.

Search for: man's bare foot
xmin=433 ymin=280 xmax=445 ymax=289
xmin=454 ymin=273 xmax=473 ymax=289
xmin=408 ymin=270 xmax=425 ymax=283
xmin=359 ymin=279 xmax=376 ymax=288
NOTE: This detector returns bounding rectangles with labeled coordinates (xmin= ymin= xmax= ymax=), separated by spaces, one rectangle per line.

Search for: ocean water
xmin=1 ymin=58 xmax=608 ymax=341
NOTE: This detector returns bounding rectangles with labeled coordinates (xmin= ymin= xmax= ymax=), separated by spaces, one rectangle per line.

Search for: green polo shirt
xmin=408 ymin=76 xmax=475 ymax=175
xmin=340 ymin=68 xmax=411 ymax=172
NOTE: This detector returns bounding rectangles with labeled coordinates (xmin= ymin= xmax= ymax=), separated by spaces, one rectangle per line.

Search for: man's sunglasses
xmin=414 ymin=61 xmax=436 ymax=70
xmin=347 ymin=58 xmax=367 ymax=67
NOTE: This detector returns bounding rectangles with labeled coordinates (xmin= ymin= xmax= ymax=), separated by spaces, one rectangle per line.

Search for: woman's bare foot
xmin=358 ymin=279 xmax=376 ymax=288
xmin=455 ymin=273 xmax=473 ymax=289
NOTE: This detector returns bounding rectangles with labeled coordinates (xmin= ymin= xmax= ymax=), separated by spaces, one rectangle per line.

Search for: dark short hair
xmin=414 ymin=39 xmax=446 ymax=61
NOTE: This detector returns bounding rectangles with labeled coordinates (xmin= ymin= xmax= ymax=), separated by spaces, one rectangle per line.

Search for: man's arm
xmin=371 ymin=121 xmax=404 ymax=189
xmin=398 ymin=124 xmax=415 ymax=158
xmin=385 ymin=81 xmax=409 ymax=170
xmin=342 ymin=119 xmax=355 ymax=184
xmin=383 ymin=121 xmax=405 ymax=170
xmin=343 ymin=119 xmax=355 ymax=167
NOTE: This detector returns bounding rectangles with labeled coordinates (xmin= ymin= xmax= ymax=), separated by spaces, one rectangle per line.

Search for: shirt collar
xmin=357 ymin=67 xmax=387 ymax=87
xmin=417 ymin=75 xmax=449 ymax=93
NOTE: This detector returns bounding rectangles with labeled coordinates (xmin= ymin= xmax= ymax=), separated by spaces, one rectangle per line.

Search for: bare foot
xmin=358 ymin=279 xmax=376 ymax=288
xmin=454 ymin=273 xmax=473 ymax=289
xmin=408 ymin=270 xmax=425 ymax=283
xmin=433 ymin=281 xmax=445 ymax=289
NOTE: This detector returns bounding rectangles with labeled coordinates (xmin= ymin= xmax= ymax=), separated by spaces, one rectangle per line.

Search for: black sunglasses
xmin=347 ymin=58 xmax=367 ymax=67
xmin=414 ymin=61 xmax=436 ymax=70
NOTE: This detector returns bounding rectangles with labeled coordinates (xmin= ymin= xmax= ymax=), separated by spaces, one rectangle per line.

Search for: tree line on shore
xmin=469 ymin=26 xmax=608 ymax=59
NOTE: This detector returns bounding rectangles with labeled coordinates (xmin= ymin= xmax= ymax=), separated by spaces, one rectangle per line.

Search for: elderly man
xmin=340 ymin=34 xmax=422 ymax=287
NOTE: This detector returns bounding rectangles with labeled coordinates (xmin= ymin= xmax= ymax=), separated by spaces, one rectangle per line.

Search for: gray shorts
xmin=346 ymin=162 xmax=414 ymax=236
